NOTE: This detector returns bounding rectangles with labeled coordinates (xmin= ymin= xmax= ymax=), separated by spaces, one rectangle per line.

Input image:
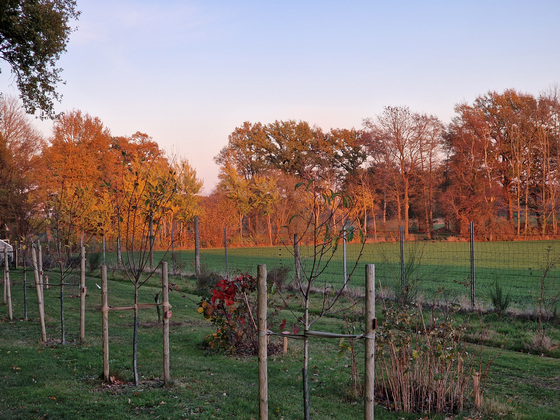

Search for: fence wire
xmin=28 ymin=230 xmax=559 ymax=312
xmin=186 ymin=236 xmax=560 ymax=311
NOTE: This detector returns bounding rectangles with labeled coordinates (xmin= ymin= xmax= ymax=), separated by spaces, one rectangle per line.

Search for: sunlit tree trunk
xmin=372 ymin=199 xmax=378 ymax=241
xmin=239 ymin=213 xmax=243 ymax=241
xmin=383 ymin=191 xmax=387 ymax=227
xmin=403 ymin=176 xmax=410 ymax=239
xmin=267 ymin=214 xmax=273 ymax=246
xmin=363 ymin=207 xmax=367 ymax=237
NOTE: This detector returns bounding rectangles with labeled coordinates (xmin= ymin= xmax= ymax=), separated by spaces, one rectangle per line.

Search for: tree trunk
xmin=117 ymin=235 xmax=122 ymax=266
xmin=383 ymin=191 xmax=387 ymax=227
xmin=403 ymin=176 xmax=410 ymax=240
xmin=268 ymin=214 xmax=273 ymax=246
xmin=506 ymin=188 xmax=514 ymax=225
xmin=239 ymin=213 xmax=243 ymax=241
xmin=424 ymin=187 xmax=431 ymax=239
xmin=395 ymin=193 xmax=402 ymax=234
xmin=149 ymin=213 xmax=154 ymax=271
xmin=516 ymin=192 xmax=521 ymax=236
xmin=373 ymin=202 xmax=378 ymax=242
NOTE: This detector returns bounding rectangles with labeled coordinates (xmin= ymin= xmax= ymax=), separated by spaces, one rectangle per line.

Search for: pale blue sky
xmin=1 ymin=0 xmax=559 ymax=192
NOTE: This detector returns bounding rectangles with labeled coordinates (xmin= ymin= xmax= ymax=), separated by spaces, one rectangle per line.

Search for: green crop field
xmin=1 ymin=253 xmax=559 ymax=419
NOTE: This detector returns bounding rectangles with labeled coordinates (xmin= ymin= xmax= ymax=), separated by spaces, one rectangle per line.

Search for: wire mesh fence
xmin=14 ymin=226 xmax=560 ymax=313
xmin=171 ymin=232 xmax=560 ymax=312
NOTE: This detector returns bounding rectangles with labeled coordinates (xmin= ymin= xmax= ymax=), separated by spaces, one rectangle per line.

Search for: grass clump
xmin=489 ymin=280 xmax=511 ymax=315
xmin=266 ymin=265 xmax=291 ymax=292
xmin=194 ymin=263 xmax=221 ymax=298
xmin=87 ymin=252 xmax=102 ymax=273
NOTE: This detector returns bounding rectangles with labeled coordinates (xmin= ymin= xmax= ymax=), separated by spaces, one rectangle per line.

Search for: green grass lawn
xmin=1 ymin=261 xmax=559 ymax=419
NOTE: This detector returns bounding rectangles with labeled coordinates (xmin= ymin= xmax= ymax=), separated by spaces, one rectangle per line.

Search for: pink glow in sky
xmin=1 ymin=0 xmax=559 ymax=193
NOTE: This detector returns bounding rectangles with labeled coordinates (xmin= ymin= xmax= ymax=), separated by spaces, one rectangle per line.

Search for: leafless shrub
xmin=375 ymin=303 xmax=495 ymax=414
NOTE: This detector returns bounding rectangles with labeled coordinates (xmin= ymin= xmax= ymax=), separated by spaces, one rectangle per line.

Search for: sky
xmin=1 ymin=0 xmax=559 ymax=193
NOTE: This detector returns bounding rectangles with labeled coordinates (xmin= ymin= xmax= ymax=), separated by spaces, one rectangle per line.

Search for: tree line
xmin=1 ymin=87 xmax=560 ymax=253
xmin=0 ymin=97 xmax=202 ymax=256
xmin=211 ymin=87 xmax=560 ymax=244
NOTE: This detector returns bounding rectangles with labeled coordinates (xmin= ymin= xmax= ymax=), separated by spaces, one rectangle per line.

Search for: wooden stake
xmin=80 ymin=246 xmax=86 ymax=343
xmin=257 ymin=264 xmax=268 ymax=420
xmin=2 ymin=265 xmax=5 ymax=304
xmin=162 ymin=262 xmax=171 ymax=386
xmin=5 ymin=247 xmax=13 ymax=320
xmin=32 ymin=245 xmax=47 ymax=343
xmin=2 ymin=245 xmax=6 ymax=304
xmin=194 ymin=216 xmax=201 ymax=277
xmin=473 ymin=372 xmax=481 ymax=410
xmin=14 ymin=240 xmax=19 ymax=269
xmin=23 ymin=261 xmax=28 ymax=321
xmin=101 ymin=265 xmax=110 ymax=382
xmin=364 ymin=264 xmax=375 ymax=420
xmin=37 ymin=240 xmax=43 ymax=288
xmin=58 ymin=241 xmax=65 ymax=345
xmin=283 ymin=332 xmax=289 ymax=355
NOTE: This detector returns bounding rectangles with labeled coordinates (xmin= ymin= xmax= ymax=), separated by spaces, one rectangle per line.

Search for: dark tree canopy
xmin=0 ymin=0 xmax=80 ymax=119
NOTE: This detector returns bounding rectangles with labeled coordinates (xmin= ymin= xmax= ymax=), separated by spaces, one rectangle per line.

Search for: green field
xmin=1 ymin=254 xmax=559 ymax=419
xmin=154 ymin=240 xmax=560 ymax=311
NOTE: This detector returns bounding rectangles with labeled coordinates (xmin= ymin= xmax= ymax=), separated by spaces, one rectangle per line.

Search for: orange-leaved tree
xmin=41 ymin=109 xmax=114 ymax=253
xmin=110 ymin=132 xmax=177 ymax=385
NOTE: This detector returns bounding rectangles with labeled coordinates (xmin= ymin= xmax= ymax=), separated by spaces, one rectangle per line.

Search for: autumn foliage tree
xmin=442 ymin=103 xmax=503 ymax=237
xmin=44 ymin=120 xmax=200 ymax=384
xmin=214 ymin=120 xmax=366 ymax=244
xmin=363 ymin=107 xmax=444 ymax=239
xmin=172 ymin=158 xmax=203 ymax=234
xmin=40 ymin=110 xmax=113 ymax=258
xmin=211 ymin=102 xmax=554 ymax=243
xmin=41 ymin=115 xmax=201 ymax=384
xmin=442 ymin=89 xmax=560 ymax=238
xmin=116 ymin=140 xmax=177 ymax=385
xmin=0 ymin=96 xmax=44 ymax=241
